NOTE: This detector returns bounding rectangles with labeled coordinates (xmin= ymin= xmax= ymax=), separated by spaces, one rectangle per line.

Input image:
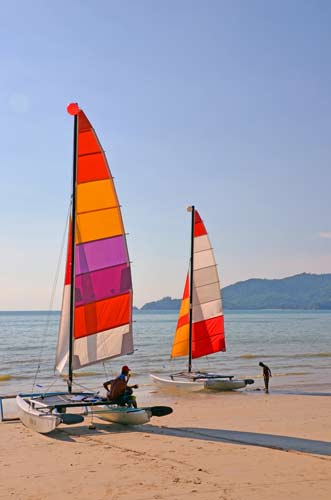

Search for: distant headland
xmin=138 ymin=273 xmax=331 ymax=311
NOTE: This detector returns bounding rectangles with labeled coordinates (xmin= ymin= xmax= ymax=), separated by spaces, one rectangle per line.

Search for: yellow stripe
xmin=76 ymin=207 xmax=123 ymax=244
xmin=77 ymin=179 xmax=118 ymax=214
xmin=179 ymin=297 xmax=189 ymax=317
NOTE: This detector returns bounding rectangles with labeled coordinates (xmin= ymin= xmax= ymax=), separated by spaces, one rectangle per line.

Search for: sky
xmin=1 ymin=0 xmax=331 ymax=309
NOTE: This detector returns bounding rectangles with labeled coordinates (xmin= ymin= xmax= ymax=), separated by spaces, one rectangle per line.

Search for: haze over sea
xmin=1 ymin=309 xmax=330 ymax=397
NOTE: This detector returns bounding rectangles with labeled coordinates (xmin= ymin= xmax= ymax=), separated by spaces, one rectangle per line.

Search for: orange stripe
xmin=76 ymin=207 xmax=124 ymax=244
xmin=171 ymin=324 xmax=189 ymax=358
xmin=74 ymin=293 xmax=130 ymax=339
xmin=77 ymin=179 xmax=118 ymax=214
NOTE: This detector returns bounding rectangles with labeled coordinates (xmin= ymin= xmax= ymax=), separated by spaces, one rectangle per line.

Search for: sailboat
xmin=16 ymin=103 xmax=172 ymax=433
xmin=151 ymin=206 xmax=254 ymax=391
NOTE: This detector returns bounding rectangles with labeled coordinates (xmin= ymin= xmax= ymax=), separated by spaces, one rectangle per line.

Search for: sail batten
xmin=55 ymin=108 xmax=132 ymax=373
xmin=171 ymin=209 xmax=225 ymax=362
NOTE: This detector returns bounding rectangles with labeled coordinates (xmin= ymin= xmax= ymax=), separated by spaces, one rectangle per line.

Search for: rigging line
xmin=32 ymin=202 xmax=71 ymax=392
xmin=72 ymin=379 xmax=99 ymax=394
xmin=42 ymin=376 xmax=59 ymax=394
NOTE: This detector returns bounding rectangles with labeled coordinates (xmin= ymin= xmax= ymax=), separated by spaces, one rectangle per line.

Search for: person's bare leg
xmin=265 ymin=376 xmax=269 ymax=393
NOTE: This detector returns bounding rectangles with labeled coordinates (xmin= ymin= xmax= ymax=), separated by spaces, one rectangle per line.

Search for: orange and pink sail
xmin=171 ymin=208 xmax=225 ymax=361
xmin=56 ymin=106 xmax=133 ymax=373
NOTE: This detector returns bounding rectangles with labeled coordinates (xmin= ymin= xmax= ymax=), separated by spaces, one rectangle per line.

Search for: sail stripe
xmin=170 ymin=325 xmax=189 ymax=357
xmin=192 ymin=316 xmax=225 ymax=358
xmin=193 ymin=282 xmax=220 ymax=305
xmin=77 ymin=179 xmax=118 ymax=213
xmin=193 ymin=249 xmax=216 ymax=270
xmin=193 ymin=267 xmax=219 ymax=288
xmin=74 ymin=292 xmax=131 ymax=339
xmin=76 ymin=207 xmax=124 ymax=244
xmin=78 ymin=130 xmax=100 ymax=155
xmin=72 ymin=323 xmax=133 ymax=370
xmin=170 ymin=274 xmax=189 ymax=358
xmin=77 ymin=153 xmax=109 ymax=183
xmin=194 ymin=221 xmax=207 ymax=237
xmin=75 ymin=235 xmax=127 ymax=275
xmin=75 ymin=264 xmax=131 ymax=307
xmin=193 ymin=235 xmax=211 ymax=252
xmin=192 ymin=299 xmax=222 ymax=323
xmin=176 ymin=311 xmax=189 ymax=330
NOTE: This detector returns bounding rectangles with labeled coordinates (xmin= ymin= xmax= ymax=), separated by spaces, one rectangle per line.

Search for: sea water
xmin=0 ymin=310 xmax=331 ymax=397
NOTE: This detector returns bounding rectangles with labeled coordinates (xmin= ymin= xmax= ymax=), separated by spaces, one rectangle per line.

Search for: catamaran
xmin=151 ymin=206 xmax=254 ymax=391
xmin=16 ymin=103 xmax=172 ymax=433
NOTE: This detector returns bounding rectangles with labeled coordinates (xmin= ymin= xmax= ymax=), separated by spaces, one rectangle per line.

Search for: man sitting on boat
xmin=103 ymin=365 xmax=138 ymax=408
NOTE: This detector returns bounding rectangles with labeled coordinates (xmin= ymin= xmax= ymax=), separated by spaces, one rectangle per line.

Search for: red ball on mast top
xmin=67 ymin=102 xmax=80 ymax=115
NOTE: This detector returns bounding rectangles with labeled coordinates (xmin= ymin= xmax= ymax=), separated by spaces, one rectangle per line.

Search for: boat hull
xmin=151 ymin=374 xmax=253 ymax=392
xmin=94 ymin=406 xmax=151 ymax=425
xmin=16 ymin=395 xmax=61 ymax=434
xmin=150 ymin=374 xmax=204 ymax=392
xmin=204 ymin=379 xmax=248 ymax=391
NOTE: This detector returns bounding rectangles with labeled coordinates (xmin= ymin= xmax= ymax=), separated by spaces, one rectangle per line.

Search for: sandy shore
xmin=0 ymin=390 xmax=330 ymax=500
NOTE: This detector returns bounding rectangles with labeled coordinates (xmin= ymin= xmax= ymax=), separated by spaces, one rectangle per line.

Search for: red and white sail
xmin=171 ymin=209 xmax=225 ymax=359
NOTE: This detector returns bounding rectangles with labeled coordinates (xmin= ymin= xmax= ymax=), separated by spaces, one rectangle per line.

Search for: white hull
xmin=204 ymin=379 xmax=247 ymax=391
xmin=16 ymin=393 xmax=153 ymax=433
xmin=150 ymin=374 xmax=204 ymax=392
xmin=16 ymin=395 xmax=61 ymax=434
xmin=151 ymin=374 xmax=251 ymax=392
xmin=94 ymin=406 xmax=151 ymax=425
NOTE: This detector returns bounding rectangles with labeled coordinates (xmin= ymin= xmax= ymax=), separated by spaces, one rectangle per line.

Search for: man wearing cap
xmin=103 ymin=366 xmax=138 ymax=408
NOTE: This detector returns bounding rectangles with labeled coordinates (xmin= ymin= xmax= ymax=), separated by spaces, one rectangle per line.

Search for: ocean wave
xmin=0 ymin=374 xmax=43 ymax=382
xmin=239 ymin=352 xmax=331 ymax=359
xmin=254 ymin=371 xmax=309 ymax=379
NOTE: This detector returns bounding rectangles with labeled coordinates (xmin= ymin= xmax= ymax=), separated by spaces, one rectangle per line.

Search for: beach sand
xmin=0 ymin=391 xmax=330 ymax=500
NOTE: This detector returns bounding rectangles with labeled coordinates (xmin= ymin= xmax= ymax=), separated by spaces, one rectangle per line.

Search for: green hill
xmin=140 ymin=273 xmax=331 ymax=310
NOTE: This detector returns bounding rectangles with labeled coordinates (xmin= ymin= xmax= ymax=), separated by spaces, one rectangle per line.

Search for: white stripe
xmin=193 ymin=282 xmax=221 ymax=306
xmin=193 ymin=266 xmax=219 ymax=288
xmin=194 ymin=234 xmax=211 ymax=253
xmin=55 ymin=285 xmax=70 ymax=373
xmin=193 ymin=299 xmax=223 ymax=323
xmin=72 ymin=323 xmax=133 ymax=370
xmin=193 ymin=249 xmax=216 ymax=270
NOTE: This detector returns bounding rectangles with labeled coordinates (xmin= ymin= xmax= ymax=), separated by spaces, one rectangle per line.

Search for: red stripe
xmin=78 ymin=110 xmax=92 ymax=132
xmin=183 ymin=273 xmax=189 ymax=299
xmin=77 ymin=153 xmax=110 ymax=183
xmin=76 ymin=110 xmax=111 ymax=183
xmin=176 ymin=313 xmax=189 ymax=330
xmin=74 ymin=292 xmax=131 ymax=339
xmin=192 ymin=315 xmax=225 ymax=358
xmin=194 ymin=210 xmax=207 ymax=237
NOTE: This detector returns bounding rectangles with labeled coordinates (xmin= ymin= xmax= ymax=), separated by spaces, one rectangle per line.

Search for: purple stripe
xmin=75 ymin=264 xmax=132 ymax=307
xmin=75 ymin=236 xmax=127 ymax=275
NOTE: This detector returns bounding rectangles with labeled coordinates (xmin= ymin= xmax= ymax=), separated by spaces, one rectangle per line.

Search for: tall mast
xmin=67 ymin=103 xmax=79 ymax=393
xmin=188 ymin=205 xmax=195 ymax=373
